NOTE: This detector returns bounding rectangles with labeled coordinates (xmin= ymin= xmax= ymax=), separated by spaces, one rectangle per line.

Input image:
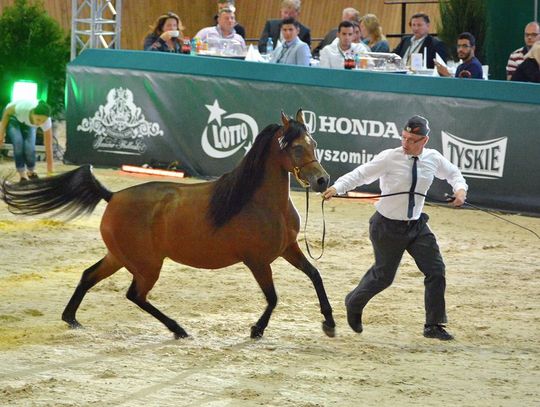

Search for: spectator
xmin=320 ymin=21 xmax=370 ymax=69
xmin=435 ymin=32 xmax=483 ymax=79
xmin=143 ymin=12 xmax=183 ymax=53
xmin=393 ymin=13 xmax=447 ymax=69
xmin=312 ymin=7 xmax=361 ymax=58
xmin=258 ymin=0 xmax=311 ymax=53
xmin=511 ymin=41 xmax=540 ymax=83
xmin=269 ymin=18 xmax=311 ymax=66
xmin=213 ymin=0 xmax=246 ymax=39
xmin=0 ymin=99 xmax=54 ymax=183
xmin=506 ymin=21 xmax=540 ymax=80
xmin=360 ymin=14 xmax=390 ymax=53
xmin=196 ymin=8 xmax=246 ymax=48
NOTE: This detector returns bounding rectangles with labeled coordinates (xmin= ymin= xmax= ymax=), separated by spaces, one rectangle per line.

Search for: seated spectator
xmin=435 ymin=32 xmax=483 ymax=79
xmin=269 ymin=18 xmax=311 ymax=66
xmin=312 ymin=7 xmax=361 ymax=58
xmin=259 ymin=0 xmax=311 ymax=53
xmin=506 ymin=21 xmax=540 ymax=80
xmin=196 ymin=8 xmax=246 ymax=48
xmin=320 ymin=21 xmax=370 ymax=69
xmin=511 ymin=41 xmax=540 ymax=83
xmin=143 ymin=12 xmax=183 ymax=53
xmin=213 ymin=0 xmax=245 ymax=39
xmin=393 ymin=13 xmax=447 ymax=69
xmin=360 ymin=14 xmax=390 ymax=53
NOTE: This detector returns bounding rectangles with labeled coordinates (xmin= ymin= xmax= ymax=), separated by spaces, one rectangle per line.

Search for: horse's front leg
xmin=244 ymin=261 xmax=277 ymax=339
xmin=281 ymin=242 xmax=336 ymax=337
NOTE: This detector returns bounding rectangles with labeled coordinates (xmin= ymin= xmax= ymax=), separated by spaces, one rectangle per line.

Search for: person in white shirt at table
xmin=319 ymin=21 xmax=370 ymax=69
xmin=322 ymin=115 xmax=467 ymax=341
xmin=269 ymin=18 xmax=311 ymax=66
xmin=195 ymin=8 xmax=245 ymax=48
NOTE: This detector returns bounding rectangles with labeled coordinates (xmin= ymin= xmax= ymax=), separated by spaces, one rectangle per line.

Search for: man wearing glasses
xmin=435 ymin=32 xmax=483 ymax=79
xmin=322 ymin=115 xmax=468 ymax=341
xmin=506 ymin=21 xmax=540 ymax=80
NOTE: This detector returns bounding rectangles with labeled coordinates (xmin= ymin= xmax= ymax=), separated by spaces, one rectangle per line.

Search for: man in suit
xmin=393 ymin=13 xmax=447 ymax=69
xmin=258 ymin=0 xmax=311 ymax=53
xmin=269 ymin=18 xmax=311 ymax=66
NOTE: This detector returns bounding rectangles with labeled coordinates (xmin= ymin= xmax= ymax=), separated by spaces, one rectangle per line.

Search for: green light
xmin=11 ymin=80 xmax=39 ymax=101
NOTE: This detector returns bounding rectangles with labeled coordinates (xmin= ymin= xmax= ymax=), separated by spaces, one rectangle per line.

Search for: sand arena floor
xmin=0 ymin=159 xmax=539 ymax=406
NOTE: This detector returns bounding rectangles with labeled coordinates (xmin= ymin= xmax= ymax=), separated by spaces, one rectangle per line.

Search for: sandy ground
xmin=0 ymin=155 xmax=539 ymax=407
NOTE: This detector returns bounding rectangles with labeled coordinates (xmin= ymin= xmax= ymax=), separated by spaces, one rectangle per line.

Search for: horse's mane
xmin=209 ymin=120 xmax=306 ymax=228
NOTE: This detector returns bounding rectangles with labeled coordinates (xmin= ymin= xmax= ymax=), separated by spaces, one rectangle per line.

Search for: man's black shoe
xmin=423 ymin=324 xmax=454 ymax=341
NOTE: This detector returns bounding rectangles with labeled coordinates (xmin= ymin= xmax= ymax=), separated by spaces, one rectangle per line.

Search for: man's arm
xmin=258 ymin=20 xmax=272 ymax=53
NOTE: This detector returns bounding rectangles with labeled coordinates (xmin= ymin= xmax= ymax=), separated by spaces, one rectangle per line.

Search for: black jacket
xmin=393 ymin=35 xmax=447 ymax=69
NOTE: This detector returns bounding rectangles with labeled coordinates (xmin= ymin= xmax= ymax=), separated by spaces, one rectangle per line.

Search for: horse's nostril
xmin=317 ymin=177 xmax=329 ymax=188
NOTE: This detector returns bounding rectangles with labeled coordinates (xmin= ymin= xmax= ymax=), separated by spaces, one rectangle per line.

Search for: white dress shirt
xmin=332 ymin=147 xmax=468 ymax=220
xmin=319 ymin=41 xmax=370 ymax=69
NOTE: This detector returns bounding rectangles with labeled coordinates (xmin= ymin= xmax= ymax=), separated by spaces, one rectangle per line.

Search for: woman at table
xmin=144 ymin=12 xmax=184 ymax=53
xmin=360 ymin=14 xmax=390 ymax=53
xmin=511 ymin=41 xmax=540 ymax=83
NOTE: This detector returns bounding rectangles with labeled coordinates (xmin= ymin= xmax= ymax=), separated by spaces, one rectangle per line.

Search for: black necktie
xmin=407 ymin=156 xmax=418 ymax=218
xmin=276 ymin=44 xmax=289 ymax=63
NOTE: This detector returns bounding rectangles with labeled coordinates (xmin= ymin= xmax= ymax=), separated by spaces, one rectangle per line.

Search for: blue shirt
xmin=270 ymin=37 xmax=311 ymax=66
xmin=455 ymin=57 xmax=483 ymax=79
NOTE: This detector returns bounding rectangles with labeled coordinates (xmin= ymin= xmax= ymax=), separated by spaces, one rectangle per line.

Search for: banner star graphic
xmin=205 ymin=100 xmax=227 ymax=125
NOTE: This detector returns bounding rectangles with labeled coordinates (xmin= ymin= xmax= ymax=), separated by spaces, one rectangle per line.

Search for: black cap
xmin=404 ymin=115 xmax=430 ymax=136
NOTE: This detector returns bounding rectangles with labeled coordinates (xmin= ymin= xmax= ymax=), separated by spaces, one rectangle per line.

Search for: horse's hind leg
xmin=125 ymin=269 xmax=188 ymax=339
xmin=62 ymin=253 xmax=122 ymax=328
xmin=245 ymin=262 xmax=277 ymax=339
xmin=282 ymin=242 xmax=336 ymax=337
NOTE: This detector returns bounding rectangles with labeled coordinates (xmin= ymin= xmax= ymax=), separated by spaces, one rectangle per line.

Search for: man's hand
xmin=451 ymin=189 xmax=467 ymax=207
xmin=322 ymin=186 xmax=337 ymax=201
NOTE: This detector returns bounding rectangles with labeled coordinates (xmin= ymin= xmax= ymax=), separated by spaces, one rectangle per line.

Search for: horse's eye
xmin=292 ymin=145 xmax=304 ymax=159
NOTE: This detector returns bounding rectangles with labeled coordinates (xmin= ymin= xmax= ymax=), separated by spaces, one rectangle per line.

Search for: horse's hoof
xmin=174 ymin=330 xmax=189 ymax=339
xmin=66 ymin=320 xmax=83 ymax=329
xmin=250 ymin=325 xmax=264 ymax=339
xmin=322 ymin=321 xmax=336 ymax=338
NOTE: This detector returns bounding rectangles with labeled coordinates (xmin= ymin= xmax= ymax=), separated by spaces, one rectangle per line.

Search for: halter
xmin=292 ymin=159 xmax=318 ymax=188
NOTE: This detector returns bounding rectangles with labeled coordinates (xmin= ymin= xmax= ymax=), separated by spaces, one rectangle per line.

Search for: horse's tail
xmin=0 ymin=164 xmax=112 ymax=220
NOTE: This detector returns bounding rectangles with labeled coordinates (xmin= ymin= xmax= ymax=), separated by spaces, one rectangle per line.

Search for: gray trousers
xmin=346 ymin=211 xmax=447 ymax=325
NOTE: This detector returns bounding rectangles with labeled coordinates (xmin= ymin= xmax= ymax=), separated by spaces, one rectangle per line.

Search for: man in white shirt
xmin=319 ymin=21 xmax=370 ymax=69
xmin=195 ymin=8 xmax=246 ymax=48
xmin=323 ymin=115 xmax=467 ymax=341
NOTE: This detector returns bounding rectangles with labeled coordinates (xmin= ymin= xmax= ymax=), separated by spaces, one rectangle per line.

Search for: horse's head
xmin=279 ymin=109 xmax=330 ymax=192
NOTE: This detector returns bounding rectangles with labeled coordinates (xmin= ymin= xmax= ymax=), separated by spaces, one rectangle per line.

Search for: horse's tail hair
xmin=0 ymin=164 xmax=112 ymax=220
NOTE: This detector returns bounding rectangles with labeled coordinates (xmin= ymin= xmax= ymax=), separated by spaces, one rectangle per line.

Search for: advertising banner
xmin=66 ymin=65 xmax=540 ymax=214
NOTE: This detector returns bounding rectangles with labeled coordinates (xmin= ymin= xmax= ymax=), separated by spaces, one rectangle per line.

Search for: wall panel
xmin=0 ymin=0 xmax=441 ymax=51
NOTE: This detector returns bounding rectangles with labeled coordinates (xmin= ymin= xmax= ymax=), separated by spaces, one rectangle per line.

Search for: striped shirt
xmin=506 ymin=46 xmax=528 ymax=78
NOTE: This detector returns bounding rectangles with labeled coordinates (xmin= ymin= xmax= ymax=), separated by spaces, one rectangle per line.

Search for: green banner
xmin=66 ymin=53 xmax=540 ymax=214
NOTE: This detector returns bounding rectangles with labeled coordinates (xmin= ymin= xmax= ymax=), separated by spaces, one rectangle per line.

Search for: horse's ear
xmin=296 ymin=109 xmax=304 ymax=124
xmin=281 ymin=111 xmax=289 ymax=127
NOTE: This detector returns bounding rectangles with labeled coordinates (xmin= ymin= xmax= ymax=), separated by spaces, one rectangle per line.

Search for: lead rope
xmin=303 ymin=188 xmax=326 ymax=260
xmin=302 ymin=190 xmax=538 ymax=261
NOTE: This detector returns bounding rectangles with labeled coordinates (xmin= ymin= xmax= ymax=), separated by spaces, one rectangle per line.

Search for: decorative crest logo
xmin=441 ymin=131 xmax=507 ymax=179
xmin=77 ymin=88 xmax=164 ymax=155
xmin=201 ymin=100 xmax=259 ymax=158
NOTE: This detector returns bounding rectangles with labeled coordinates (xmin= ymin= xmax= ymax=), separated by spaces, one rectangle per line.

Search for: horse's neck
xmin=253 ymin=147 xmax=290 ymax=209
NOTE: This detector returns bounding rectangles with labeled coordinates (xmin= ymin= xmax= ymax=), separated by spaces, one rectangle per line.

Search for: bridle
xmin=292 ymin=159 xmax=318 ymax=188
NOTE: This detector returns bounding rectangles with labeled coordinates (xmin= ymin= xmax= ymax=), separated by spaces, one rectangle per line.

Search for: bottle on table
xmin=266 ymin=38 xmax=274 ymax=54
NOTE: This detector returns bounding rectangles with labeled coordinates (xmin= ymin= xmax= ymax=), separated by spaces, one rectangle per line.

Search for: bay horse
xmin=0 ymin=110 xmax=336 ymax=339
